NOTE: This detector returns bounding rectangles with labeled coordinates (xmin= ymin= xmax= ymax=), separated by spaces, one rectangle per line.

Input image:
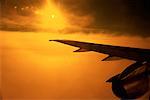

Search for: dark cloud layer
xmin=57 ymin=0 xmax=150 ymax=36
xmin=0 ymin=0 xmax=150 ymax=37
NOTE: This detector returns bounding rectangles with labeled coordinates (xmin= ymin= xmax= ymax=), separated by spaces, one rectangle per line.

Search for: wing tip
xmin=49 ymin=39 xmax=69 ymax=42
xmin=49 ymin=40 xmax=63 ymax=43
xmin=49 ymin=40 xmax=57 ymax=41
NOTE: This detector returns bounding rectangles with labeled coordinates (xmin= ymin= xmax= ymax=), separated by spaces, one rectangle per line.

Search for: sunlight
xmin=34 ymin=0 xmax=68 ymax=31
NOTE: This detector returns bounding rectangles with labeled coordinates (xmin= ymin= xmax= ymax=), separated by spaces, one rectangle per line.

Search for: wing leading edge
xmin=50 ymin=40 xmax=150 ymax=62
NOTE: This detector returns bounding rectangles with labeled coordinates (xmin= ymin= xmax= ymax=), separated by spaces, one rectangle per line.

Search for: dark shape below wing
xmin=106 ymin=64 xmax=149 ymax=99
xmin=119 ymin=62 xmax=144 ymax=79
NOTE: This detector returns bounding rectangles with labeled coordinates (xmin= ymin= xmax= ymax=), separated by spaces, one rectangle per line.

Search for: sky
xmin=1 ymin=0 xmax=150 ymax=100
xmin=1 ymin=0 xmax=150 ymax=36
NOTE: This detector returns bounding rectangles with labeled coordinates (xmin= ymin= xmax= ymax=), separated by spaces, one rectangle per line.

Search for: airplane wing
xmin=49 ymin=40 xmax=150 ymax=62
xmin=49 ymin=39 xmax=150 ymax=99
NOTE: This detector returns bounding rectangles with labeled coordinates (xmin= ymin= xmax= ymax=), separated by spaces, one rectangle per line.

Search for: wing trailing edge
xmin=102 ymin=55 xmax=123 ymax=61
xmin=73 ymin=48 xmax=90 ymax=52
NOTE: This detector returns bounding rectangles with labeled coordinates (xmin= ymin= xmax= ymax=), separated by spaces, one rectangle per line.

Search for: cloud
xmin=1 ymin=0 xmax=150 ymax=37
xmin=55 ymin=0 xmax=150 ymax=37
xmin=0 ymin=0 xmax=45 ymax=32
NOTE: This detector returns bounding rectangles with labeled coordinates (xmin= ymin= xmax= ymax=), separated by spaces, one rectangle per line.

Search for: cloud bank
xmin=0 ymin=0 xmax=150 ymax=37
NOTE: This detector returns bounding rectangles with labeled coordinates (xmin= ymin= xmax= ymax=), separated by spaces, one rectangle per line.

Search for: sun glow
xmin=35 ymin=0 xmax=68 ymax=31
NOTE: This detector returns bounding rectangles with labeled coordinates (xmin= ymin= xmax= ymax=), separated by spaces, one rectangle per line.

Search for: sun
xmin=34 ymin=0 xmax=68 ymax=31
xmin=51 ymin=14 xmax=55 ymax=19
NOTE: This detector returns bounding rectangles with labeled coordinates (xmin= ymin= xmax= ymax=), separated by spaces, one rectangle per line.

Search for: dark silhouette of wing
xmin=49 ymin=39 xmax=150 ymax=99
xmin=50 ymin=40 xmax=150 ymax=62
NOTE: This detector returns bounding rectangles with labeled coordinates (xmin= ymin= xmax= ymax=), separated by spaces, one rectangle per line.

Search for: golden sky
xmin=1 ymin=0 xmax=150 ymax=99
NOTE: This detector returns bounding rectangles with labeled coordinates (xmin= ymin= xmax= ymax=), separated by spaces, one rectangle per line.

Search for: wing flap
xmin=73 ymin=48 xmax=90 ymax=52
xmin=102 ymin=55 xmax=123 ymax=61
